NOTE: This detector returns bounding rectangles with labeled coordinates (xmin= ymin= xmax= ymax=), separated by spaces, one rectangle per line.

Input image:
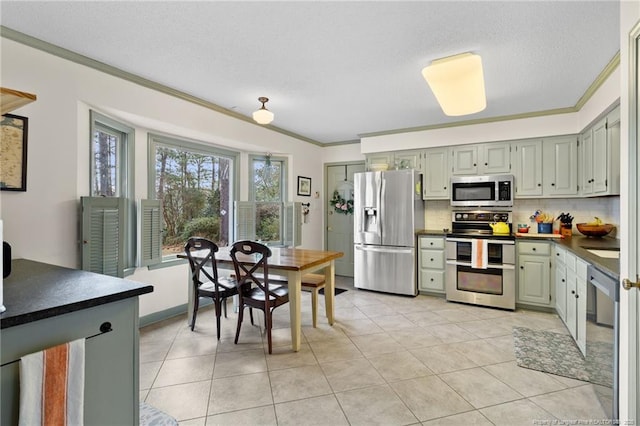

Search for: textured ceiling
xmin=0 ymin=1 xmax=620 ymax=145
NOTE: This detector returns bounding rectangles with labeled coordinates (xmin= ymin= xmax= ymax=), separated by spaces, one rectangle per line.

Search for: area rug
xmin=512 ymin=326 xmax=613 ymax=387
xmin=140 ymin=402 xmax=178 ymax=426
xmin=319 ymin=287 xmax=348 ymax=296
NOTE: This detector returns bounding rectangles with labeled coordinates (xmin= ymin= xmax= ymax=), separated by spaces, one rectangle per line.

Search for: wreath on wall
xmin=329 ymin=190 xmax=354 ymax=215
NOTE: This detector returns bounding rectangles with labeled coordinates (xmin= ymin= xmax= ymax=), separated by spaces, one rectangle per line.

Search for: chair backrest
xmin=230 ymin=240 xmax=274 ymax=297
xmin=184 ymin=237 xmax=220 ymax=290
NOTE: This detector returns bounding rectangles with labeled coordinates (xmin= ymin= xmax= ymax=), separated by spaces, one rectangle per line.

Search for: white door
xmin=621 ymin=17 xmax=640 ymax=422
xmin=326 ymin=163 xmax=365 ymax=277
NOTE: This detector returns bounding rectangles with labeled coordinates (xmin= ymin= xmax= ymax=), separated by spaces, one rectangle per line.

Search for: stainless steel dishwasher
xmin=587 ymin=264 xmax=619 ymax=420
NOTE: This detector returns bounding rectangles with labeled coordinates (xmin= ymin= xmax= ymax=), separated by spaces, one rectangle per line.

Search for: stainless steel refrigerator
xmin=354 ymin=169 xmax=424 ymax=296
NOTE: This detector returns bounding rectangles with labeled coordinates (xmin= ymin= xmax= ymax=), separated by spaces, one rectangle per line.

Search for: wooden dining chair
xmin=184 ymin=237 xmax=237 ymax=340
xmin=230 ymin=240 xmax=289 ymax=354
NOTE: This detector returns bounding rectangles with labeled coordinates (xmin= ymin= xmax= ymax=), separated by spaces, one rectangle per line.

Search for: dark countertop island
xmin=1 ymin=259 xmax=153 ymax=329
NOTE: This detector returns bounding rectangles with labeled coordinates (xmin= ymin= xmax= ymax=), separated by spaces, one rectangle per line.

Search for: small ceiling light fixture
xmin=421 ymin=52 xmax=486 ymax=116
xmin=252 ymin=96 xmax=274 ymax=125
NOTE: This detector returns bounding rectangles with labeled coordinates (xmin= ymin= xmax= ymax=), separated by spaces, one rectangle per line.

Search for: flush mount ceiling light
xmin=252 ymin=96 xmax=274 ymax=125
xmin=421 ymin=52 xmax=486 ymax=117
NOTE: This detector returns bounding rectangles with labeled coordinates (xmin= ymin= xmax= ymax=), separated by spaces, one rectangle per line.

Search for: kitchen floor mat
xmin=512 ymin=326 xmax=613 ymax=387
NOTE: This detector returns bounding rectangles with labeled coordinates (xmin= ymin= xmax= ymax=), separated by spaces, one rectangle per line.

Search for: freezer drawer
xmin=354 ymin=245 xmax=417 ymax=296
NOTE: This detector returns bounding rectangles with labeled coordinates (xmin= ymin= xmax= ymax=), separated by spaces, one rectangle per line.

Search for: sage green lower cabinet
xmin=1 ymin=299 xmax=141 ymax=425
xmin=418 ymin=236 xmax=445 ymax=294
xmin=516 ymin=241 xmax=553 ymax=307
xmin=553 ymin=245 xmax=568 ymax=322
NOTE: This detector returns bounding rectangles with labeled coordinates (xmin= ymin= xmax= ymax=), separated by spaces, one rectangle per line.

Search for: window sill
xmin=147 ymin=256 xmax=187 ymax=271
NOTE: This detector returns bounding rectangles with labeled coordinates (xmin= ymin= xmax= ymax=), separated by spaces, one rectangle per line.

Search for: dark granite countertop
xmin=516 ymin=235 xmax=620 ymax=279
xmin=1 ymin=259 xmax=154 ymax=329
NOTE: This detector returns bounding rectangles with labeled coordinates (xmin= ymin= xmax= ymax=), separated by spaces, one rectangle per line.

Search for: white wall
xmin=0 ymin=38 xmax=325 ymax=317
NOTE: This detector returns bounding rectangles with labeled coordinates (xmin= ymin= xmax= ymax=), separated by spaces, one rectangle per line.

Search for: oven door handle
xmin=445 ymin=260 xmax=515 ymax=270
xmin=446 ymin=237 xmax=514 ymax=245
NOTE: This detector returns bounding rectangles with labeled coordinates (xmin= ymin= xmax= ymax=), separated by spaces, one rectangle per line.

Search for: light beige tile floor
xmin=140 ymin=276 xmax=611 ymax=425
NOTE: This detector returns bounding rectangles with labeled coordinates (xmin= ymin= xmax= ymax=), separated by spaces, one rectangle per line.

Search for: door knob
xmin=623 ymin=277 xmax=640 ymax=290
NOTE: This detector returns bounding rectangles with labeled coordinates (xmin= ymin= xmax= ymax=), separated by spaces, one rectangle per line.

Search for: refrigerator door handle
xmin=355 ymin=245 xmax=413 ymax=255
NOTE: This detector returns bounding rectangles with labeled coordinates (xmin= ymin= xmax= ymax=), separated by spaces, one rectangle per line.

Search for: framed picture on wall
xmin=297 ymin=176 xmax=311 ymax=196
xmin=1 ymin=114 xmax=28 ymax=191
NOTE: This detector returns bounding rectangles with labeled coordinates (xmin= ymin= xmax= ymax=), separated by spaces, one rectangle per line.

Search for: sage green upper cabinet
xmin=511 ymin=139 xmax=543 ymax=197
xmin=580 ymin=105 xmax=620 ymax=197
xmin=542 ymin=136 xmax=579 ymax=196
xmin=365 ymin=150 xmax=422 ymax=171
xmin=422 ymin=147 xmax=450 ymax=199
xmin=479 ymin=142 xmax=511 ymax=174
xmin=451 ymin=145 xmax=478 ymax=175
xmin=394 ymin=150 xmax=422 ymax=170
xmin=365 ymin=153 xmax=394 ymax=171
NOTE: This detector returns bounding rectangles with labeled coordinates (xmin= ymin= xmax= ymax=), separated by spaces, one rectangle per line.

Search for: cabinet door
xmin=422 ymin=148 xmax=449 ymax=199
xmin=555 ymin=262 xmax=567 ymax=322
xmin=366 ymin=153 xmax=394 ymax=171
xmin=479 ymin=142 xmax=511 ymax=174
xmin=512 ymin=140 xmax=543 ymax=197
xmin=580 ymin=129 xmax=594 ymax=195
xmin=394 ymin=150 xmax=422 ymax=170
xmin=592 ymin=117 xmax=608 ymax=194
xmin=543 ymin=136 xmax=578 ymax=196
xmin=566 ymin=268 xmax=578 ymax=341
xmin=576 ymin=275 xmax=587 ymax=354
xmin=451 ymin=145 xmax=478 ymax=175
xmin=517 ymin=254 xmax=551 ymax=306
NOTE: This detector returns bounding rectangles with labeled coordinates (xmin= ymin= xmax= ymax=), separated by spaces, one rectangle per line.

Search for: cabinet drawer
xmin=419 ymin=236 xmax=445 ymax=249
xmin=419 ymin=270 xmax=445 ymax=293
xmin=420 ymin=250 xmax=444 ymax=269
xmin=518 ymin=242 xmax=550 ymax=256
xmin=553 ymin=246 xmax=566 ymax=263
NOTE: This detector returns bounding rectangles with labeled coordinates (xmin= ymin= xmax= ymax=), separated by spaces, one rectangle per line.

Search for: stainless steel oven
xmin=445 ymin=211 xmax=516 ymax=310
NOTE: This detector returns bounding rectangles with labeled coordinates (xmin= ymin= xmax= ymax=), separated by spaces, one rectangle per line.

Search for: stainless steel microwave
xmin=450 ymin=174 xmax=514 ymax=207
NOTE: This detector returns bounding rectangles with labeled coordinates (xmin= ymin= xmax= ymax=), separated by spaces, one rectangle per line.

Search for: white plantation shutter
xmin=139 ymin=199 xmax=162 ymax=266
xmin=81 ymin=196 xmax=125 ymax=277
xmin=283 ymin=202 xmax=303 ymax=247
xmin=234 ymin=201 xmax=256 ymax=241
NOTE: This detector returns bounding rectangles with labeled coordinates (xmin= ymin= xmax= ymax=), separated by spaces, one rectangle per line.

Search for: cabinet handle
xmin=551 ymin=183 xmax=555 ymax=186
xmin=532 ymin=247 xmax=536 ymax=251
xmin=473 ymin=163 xmax=477 ymax=166
xmin=444 ymin=186 xmax=447 ymax=189
xmin=556 ymin=253 xmax=560 ymax=256
xmin=430 ymin=258 xmax=434 ymax=262
xmin=571 ymin=290 xmax=575 ymax=294
xmin=520 ymin=266 xmax=524 ymax=270
xmin=537 ymin=183 xmax=542 ymax=187
xmin=430 ymin=242 xmax=434 ymax=246
xmin=562 ymin=279 xmax=565 ymax=282
xmin=430 ymin=278 xmax=434 ymax=282
xmin=484 ymin=162 xmax=488 ymax=166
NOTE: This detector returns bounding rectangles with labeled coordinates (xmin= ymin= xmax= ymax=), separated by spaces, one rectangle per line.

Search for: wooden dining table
xmin=179 ymin=247 xmax=344 ymax=352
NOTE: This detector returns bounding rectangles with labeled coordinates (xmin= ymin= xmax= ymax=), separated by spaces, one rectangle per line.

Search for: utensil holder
xmin=561 ymin=224 xmax=572 ymax=238
xmin=538 ymin=223 xmax=552 ymax=234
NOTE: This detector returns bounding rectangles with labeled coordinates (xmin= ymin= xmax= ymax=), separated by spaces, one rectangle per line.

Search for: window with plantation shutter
xmin=139 ymin=199 xmax=162 ymax=266
xmin=81 ymin=196 xmax=125 ymax=278
xmin=234 ymin=201 xmax=256 ymax=241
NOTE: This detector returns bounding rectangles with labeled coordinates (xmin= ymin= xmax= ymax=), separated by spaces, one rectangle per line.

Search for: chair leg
xmin=311 ymin=289 xmax=319 ymax=328
xmin=191 ymin=295 xmax=199 ymax=331
xmin=215 ymin=299 xmax=222 ymax=341
xmin=234 ymin=306 xmax=244 ymax=344
xmin=249 ymin=308 xmax=254 ymax=325
xmin=265 ymin=310 xmax=273 ymax=354
xmin=223 ymin=299 xmax=228 ymax=318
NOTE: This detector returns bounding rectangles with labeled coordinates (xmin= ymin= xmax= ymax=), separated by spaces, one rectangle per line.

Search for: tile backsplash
xmin=424 ymin=196 xmax=620 ymax=238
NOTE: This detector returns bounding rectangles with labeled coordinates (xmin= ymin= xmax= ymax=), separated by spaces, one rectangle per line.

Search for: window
xmin=149 ymin=134 xmax=238 ymax=258
xmin=82 ymin=111 xmax=135 ymax=277
xmin=249 ymin=155 xmax=287 ymax=243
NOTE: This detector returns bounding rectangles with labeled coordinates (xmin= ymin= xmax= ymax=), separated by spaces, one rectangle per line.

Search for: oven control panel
xmin=452 ymin=211 xmax=512 ymax=223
